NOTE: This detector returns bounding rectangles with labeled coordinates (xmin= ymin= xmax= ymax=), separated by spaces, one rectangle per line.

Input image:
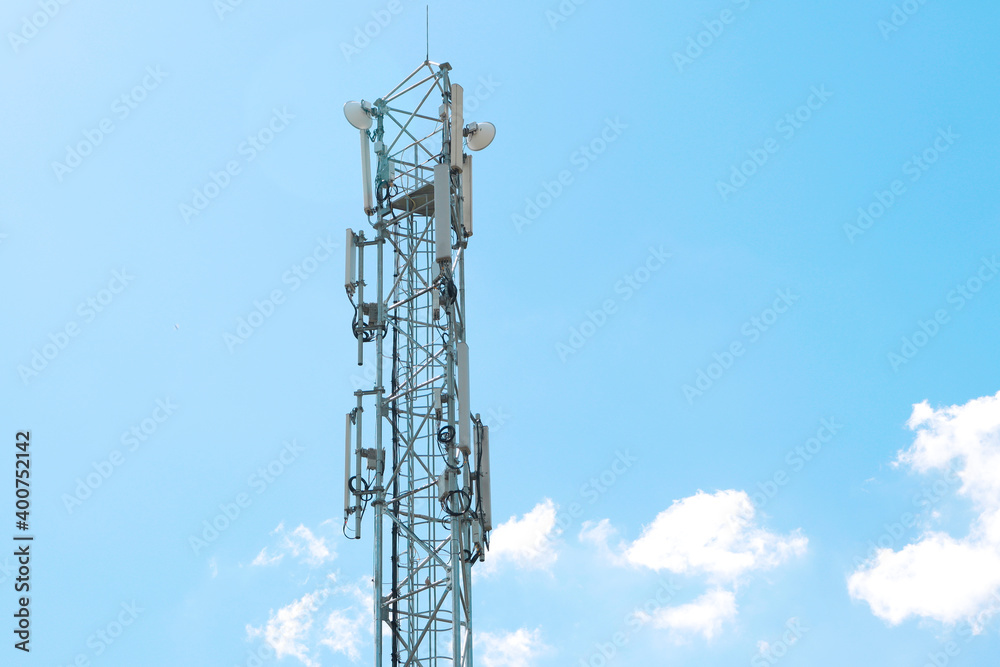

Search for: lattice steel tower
xmin=342 ymin=60 xmax=496 ymax=667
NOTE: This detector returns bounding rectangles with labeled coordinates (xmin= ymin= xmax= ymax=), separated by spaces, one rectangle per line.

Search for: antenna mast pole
xmin=343 ymin=60 xmax=494 ymax=667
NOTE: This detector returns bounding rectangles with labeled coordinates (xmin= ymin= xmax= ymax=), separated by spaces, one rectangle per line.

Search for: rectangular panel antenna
xmin=450 ymin=84 xmax=464 ymax=172
xmin=434 ymin=162 xmax=451 ymax=263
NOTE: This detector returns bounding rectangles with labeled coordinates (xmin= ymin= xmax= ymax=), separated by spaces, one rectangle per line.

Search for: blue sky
xmin=3 ymin=0 xmax=1000 ymax=665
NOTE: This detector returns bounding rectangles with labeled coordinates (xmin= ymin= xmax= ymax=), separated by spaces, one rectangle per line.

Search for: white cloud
xmin=247 ymin=577 xmax=371 ymax=666
xmin=849 ymin=391 xmax=1000 ymax=631
xmin=604 ymin=490 xmax=807 ymax=582
xmin=578 ymin=518 xmax=622 ymax=562
xmin=478 ymin=499 xmax=561 ymax=576
xmin=849 ymin=534 xmax=1000 ymax=628
xmin=247 ymin=590 xmax=327 ymax=667
xmin=317 ymin=579 xmax=372 ymax=662
xmin=639 ymin=589 xmax=737 ymax=641
xmin=320 ymin=609 xmax=367 ymax=661
xmin=580 ymin=490 xmax=805 ymax=642
xmin=251 ymin=547 xmax=284 ymax=567
xmin=251 ymin=522 xmax=336 ymax=568
xmin=285 ymin=525 xmax=335 ymax=566
xmin=476 ymin=628 xmax=547 ymax=667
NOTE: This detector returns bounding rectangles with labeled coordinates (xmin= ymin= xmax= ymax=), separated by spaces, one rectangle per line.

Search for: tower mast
xmin=343 ymin=60 xmax=496 ymax=667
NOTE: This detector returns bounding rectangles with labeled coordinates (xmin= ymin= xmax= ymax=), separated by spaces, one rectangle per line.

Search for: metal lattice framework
xmin=344 ymin=60 xmax=493 ymax=667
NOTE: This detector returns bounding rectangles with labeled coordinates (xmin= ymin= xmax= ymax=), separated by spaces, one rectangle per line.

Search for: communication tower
xmin=342 ymin=59 xmax=496 ymax=667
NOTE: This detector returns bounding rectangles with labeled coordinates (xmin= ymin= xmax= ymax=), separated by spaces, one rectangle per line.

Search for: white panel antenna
xmin=434 ymin=162 xmax=451 ymax=263
xmin=344 ymin=228 xmax=355 ymax=291
xmin=360 ymin=131 xmax=373 ymax=213
xmin=450 ymin=84 xmax=464 ymax=171
xmin=461 ymin=154 xmax=473 ymax=236
xmin=344 ymin=413 xmax=352 ymax=520
xmin=479 ymin=424 xmax=492 ymax=531
xmin=457 ymin=341 xmax=471 ymax=454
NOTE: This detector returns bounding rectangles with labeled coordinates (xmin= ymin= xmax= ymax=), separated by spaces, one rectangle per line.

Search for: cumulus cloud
xmin=638 ymin=589 xmax=737 ymax=641
xmin=247 ymin=590 xmax=327 ymax=666
xmin=478 ymin=500 xmax=561 ymax=576
xmin=247 ymin=577 xmax=372 ymax=666
xmin=251 ymin=521 xmax=336 ymax=568
xmin=849 ymin=534 xmax=1000 ymax=628
xmin=590 ymin=490 xmax=807 ymax=582
xmin=476 ymin=628 xmax=547 ymax=667
xmin=320 ymin=608 xmax=367 ymax=662
xmin=581 ymin=489 xmax=806 ymax=641
xmin=284 ymin=524 xmax=335 ymax=566
xmin=849 ymin=391 xmax=1000 ymax=631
